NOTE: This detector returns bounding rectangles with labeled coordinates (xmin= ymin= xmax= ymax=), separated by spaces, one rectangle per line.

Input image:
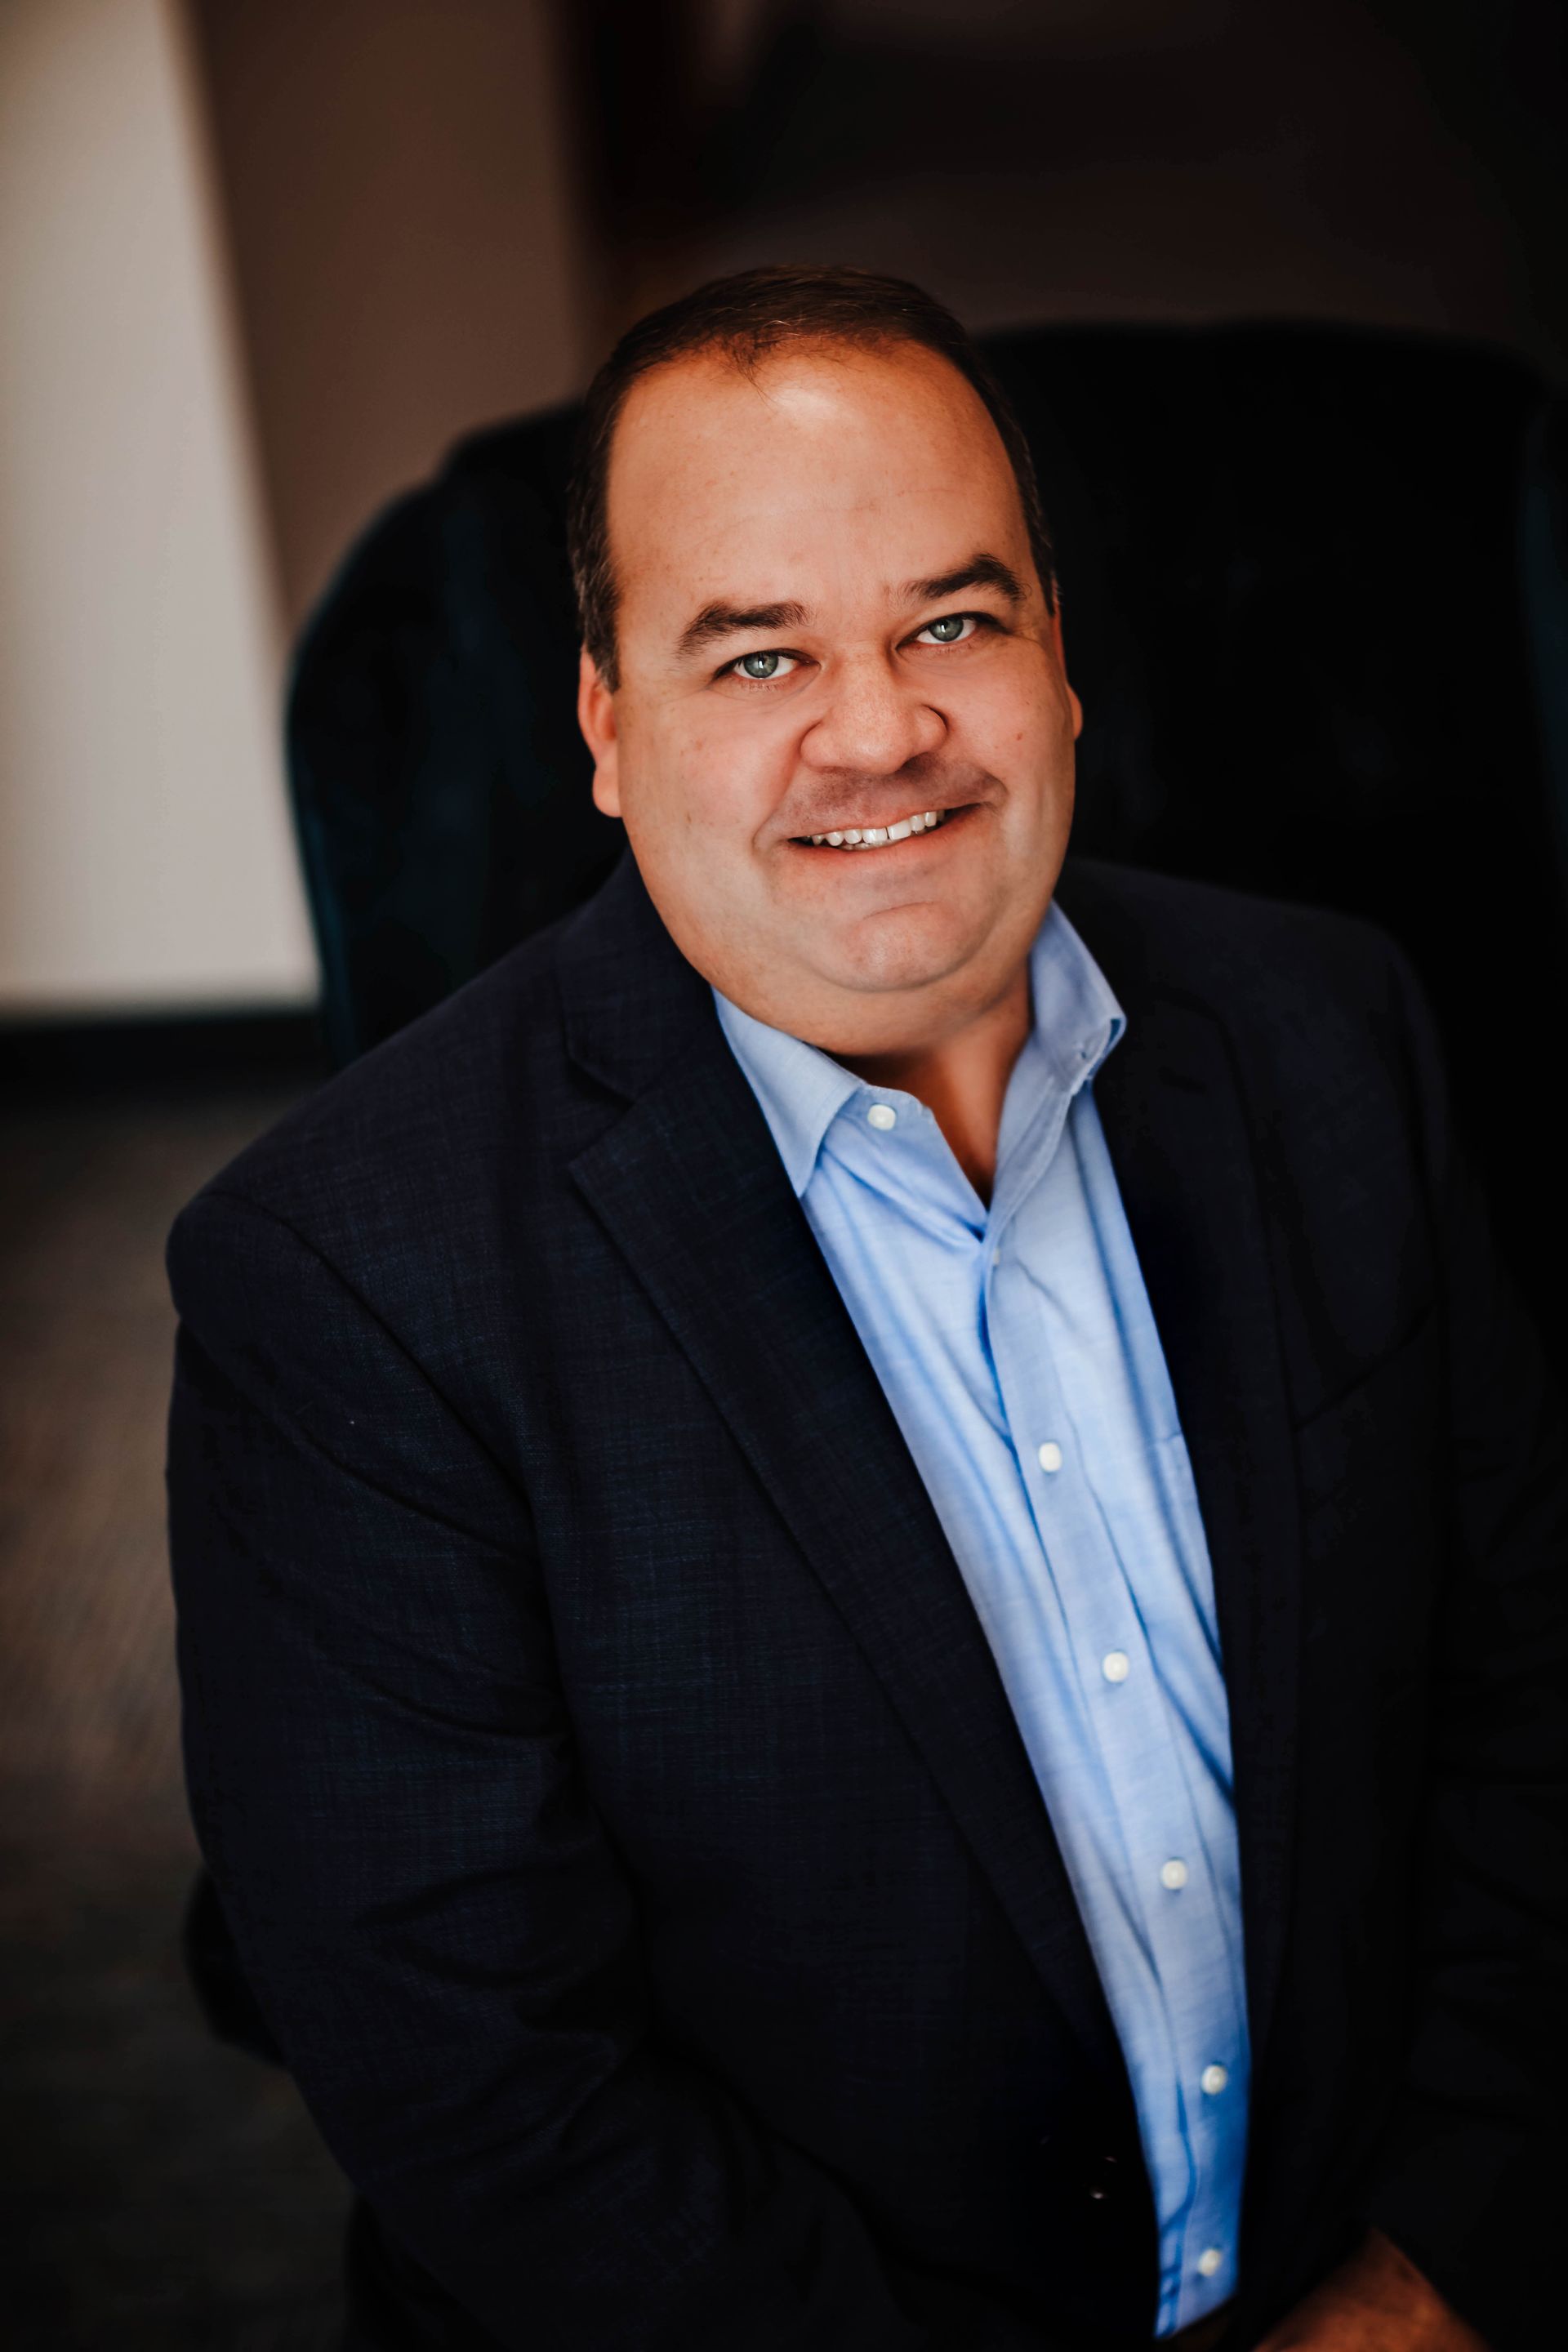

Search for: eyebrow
xmin=902 ymin=552 xmax=1027 ymax=607
xmin=674 ymin=552 xmax=1026 ymax=662
xmin=678 ymin=599 xmax=807 ymax=657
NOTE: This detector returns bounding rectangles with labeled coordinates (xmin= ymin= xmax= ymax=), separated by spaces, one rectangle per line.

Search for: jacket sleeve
xmin=1352 ymin=948 xmax=1568 ymax=2352
xmin=167 ymin=1188 xmax=1057 ymax=2352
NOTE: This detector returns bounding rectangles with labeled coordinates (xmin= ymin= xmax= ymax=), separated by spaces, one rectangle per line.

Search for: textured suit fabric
xmin=167 ymin=852 xmax=1568 ymax=2352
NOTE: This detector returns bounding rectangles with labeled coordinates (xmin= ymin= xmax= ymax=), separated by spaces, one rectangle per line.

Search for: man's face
xmin=577 ymin=340 xmax=1081 ymax=1054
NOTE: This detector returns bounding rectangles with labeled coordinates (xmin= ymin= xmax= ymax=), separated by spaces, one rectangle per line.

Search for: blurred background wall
xmin=188 ymin=0 xmax=590 ymax=631
xmin=4 ymin=0 xmax=1566 ymax=1018
xmin=2 ymin=6 xmax=1564 ymax=2346
xmin=0 ymin=0 xmax=314 ymax=1013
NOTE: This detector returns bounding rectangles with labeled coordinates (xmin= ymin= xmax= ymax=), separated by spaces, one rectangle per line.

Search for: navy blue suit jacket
xmin=167 ymin=852 xmax=1566 ymax=2351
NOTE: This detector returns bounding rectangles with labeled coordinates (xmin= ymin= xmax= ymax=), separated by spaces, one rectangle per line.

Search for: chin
xmin=817 ymin=901 xmax=987 ymax=996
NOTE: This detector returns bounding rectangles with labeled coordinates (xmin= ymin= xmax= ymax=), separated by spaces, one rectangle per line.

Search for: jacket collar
xmin=555 ymin=847 xmax=1301 ymax=2092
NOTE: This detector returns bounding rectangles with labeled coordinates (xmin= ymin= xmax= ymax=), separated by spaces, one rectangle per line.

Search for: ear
xmin=1048 ymin=602 xmax=1084 ymax=742
xmin=577 ymin=648 xmax=621 ymax=817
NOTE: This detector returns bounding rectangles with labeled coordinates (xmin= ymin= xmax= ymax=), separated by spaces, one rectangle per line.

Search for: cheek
xmin=955 ymin=658 xmax=1071 ymax=767
xmin=648 ymin=704 xmax=802 ymax=835
xmin=619 ymin=706 xmax=716 ymax=826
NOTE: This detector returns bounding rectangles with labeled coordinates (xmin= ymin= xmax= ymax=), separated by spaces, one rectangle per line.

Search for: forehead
xmin=605 ymin=341 xmax=1026 ymax=612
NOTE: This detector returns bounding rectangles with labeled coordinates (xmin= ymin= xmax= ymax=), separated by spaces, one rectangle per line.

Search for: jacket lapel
xmin=558 ymin=855 xmax=1128 ymax=2089
xmin=1076 ymin=889 xmax=1304 ymax=2082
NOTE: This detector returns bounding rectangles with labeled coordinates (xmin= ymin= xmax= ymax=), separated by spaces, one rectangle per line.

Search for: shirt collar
xmin=713 ymin=900 xmax=1125 ymax=1202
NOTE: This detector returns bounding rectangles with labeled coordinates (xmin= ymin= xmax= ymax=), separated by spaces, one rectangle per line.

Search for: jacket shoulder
xmin=167 ymin=915 xmax=580 ymax=1263
xmin=1058 ymin=857 xmax=1419 ymax=1037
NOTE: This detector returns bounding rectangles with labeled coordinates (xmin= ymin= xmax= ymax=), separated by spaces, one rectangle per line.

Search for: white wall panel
xmin=0 ymin=0 xmax=315 ymax=1012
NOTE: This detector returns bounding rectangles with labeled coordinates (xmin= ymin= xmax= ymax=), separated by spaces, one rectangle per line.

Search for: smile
xmin=795 ymin=808 xmax=952 ymax=852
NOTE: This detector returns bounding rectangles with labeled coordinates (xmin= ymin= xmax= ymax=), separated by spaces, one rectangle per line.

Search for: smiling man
xmin=167 ymin=270 xmax=1564 ymax=2352
xmin=573 ymin=327 xmax=1077 ymax=1200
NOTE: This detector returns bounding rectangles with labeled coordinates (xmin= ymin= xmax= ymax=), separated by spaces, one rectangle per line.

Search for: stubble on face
xmin=582 ymin=339 xmax=1080 ymax=1057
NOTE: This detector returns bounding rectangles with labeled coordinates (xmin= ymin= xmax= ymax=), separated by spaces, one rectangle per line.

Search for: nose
xmin=800 ymin=653 xmax=946 ymax=777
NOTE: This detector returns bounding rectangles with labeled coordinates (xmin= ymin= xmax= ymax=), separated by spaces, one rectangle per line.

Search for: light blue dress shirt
xmin=714 ymin=903 xmax=1250 ymax=2335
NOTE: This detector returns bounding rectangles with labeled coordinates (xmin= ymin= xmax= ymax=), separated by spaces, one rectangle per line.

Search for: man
xmin=167 ymin=268 xmax=1564 ymax=2352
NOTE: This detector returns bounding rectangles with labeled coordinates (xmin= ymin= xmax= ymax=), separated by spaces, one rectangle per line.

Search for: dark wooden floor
xmin=1 ymin=1084 xmax=350 ymax=2350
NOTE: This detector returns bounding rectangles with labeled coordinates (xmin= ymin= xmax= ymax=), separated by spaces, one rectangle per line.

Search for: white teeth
xmin=804 ymin=808 xmax=949 ymax=850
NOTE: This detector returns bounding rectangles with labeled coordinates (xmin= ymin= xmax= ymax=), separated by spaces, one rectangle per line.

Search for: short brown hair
xmin=566 ymin=264 xmax=1055 ymax=690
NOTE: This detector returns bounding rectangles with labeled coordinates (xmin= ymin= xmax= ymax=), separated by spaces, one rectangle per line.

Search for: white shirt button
xmin=1036 ymin=1441 xmax=1063 ymax=1473
xmin=1101 ymin=1650 xmax=1131 ymax=1684
xmin=1200 ymin=2064 xmax=1229 ymax=2096
xmin=866 ymin=1103 xmax=897 ymax=1131
xmin=1196 ymin=2247 xmax=1224 ymax=2278
xmin=1159 ymin=1858 xmax=1189 ymax=1891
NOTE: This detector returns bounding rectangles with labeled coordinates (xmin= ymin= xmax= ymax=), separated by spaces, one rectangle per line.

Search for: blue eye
xmin=739 ymin=650 xmax=783 ymax=679
xmin=920 ymin=614 xmax=973 ymax=644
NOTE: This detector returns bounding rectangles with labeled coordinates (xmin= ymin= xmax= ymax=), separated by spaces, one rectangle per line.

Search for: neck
xmin=832 ymin=964 xmax=1031 ymax=1205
